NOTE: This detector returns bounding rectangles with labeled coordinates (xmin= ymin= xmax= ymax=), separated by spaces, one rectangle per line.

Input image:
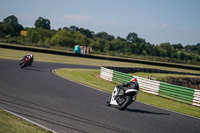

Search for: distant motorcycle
xmin=19 ymin=56 xmax=32 ymax=68
xmin=106 ymin=84 xmax=138 ymax=110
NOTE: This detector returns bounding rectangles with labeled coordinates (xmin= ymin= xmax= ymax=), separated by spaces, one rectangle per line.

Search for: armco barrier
xmin=100 ymin=66 xmax=200 ymax=107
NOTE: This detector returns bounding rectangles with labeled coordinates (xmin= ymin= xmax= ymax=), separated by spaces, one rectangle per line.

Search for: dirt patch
xmin=161 ymin=77 xmax=200 ymax=89
xmin=94 ymin=74 xmax=101 ymax=79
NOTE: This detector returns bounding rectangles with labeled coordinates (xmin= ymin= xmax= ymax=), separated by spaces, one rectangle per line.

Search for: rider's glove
xmin=117 ymin=85 xmax=121 ymax=88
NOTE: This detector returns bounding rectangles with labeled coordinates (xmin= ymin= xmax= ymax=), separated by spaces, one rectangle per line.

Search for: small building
xmin=74 ymin=45 xmax=92 ymax=55
xmin=74 ymin=45 xmax=81 ymax=54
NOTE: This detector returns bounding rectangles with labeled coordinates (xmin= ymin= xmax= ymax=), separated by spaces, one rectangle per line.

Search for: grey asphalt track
xmin=0 ymin=59 xmax=199 ymax=133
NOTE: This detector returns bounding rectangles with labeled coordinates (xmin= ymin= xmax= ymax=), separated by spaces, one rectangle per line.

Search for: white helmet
xmin=28 ymin=53 xmax=33 ymax=58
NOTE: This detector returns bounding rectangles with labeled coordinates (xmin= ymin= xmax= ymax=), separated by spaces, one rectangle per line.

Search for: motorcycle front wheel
xmin=118 ymin=96 xmax=131 ymax=110
xmin=106 ymin=97 xmax=111 ymax=106
xmin=20 ymin=61 xmax=26 ymax=68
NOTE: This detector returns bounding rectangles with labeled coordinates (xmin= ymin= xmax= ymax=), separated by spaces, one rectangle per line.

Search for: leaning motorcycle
xmin=106 ymin=85 xmax=138 ymax=110
xmin=19 ymin=57 xmax=31 ymax=68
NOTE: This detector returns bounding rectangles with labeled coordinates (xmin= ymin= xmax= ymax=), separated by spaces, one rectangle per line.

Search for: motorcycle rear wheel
xmin=118 ymin=96 xmax=131 ymax=110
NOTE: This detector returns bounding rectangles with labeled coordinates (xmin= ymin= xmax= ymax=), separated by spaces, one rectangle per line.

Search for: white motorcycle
xmin=106 ymin=85 xmax=139 ymax=110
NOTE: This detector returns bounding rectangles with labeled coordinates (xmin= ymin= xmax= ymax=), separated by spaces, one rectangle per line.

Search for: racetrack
xmin=0 ymin=59 xmax=199 ymax=133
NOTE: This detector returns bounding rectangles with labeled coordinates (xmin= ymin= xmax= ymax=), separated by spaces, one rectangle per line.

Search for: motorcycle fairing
xmin=110 ymin=87 xmax=119 ymax=105
xmin=125 ymin=89 xmax=138 ymax=94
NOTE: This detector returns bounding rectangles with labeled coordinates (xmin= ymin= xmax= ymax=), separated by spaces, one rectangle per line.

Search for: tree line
xmin=0 ymin=15 xmax=200 ymax=65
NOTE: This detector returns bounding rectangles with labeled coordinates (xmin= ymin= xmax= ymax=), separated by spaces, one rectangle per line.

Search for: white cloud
xmin=161 ymin=24 xmax=169 ymax=29
xmin=178 ymin=26 xmax=193 ymax=31
xmin=150 ymin=24 xmax=158 ymax=28
xmin=150 ymin=23 xmax=169 ymax=29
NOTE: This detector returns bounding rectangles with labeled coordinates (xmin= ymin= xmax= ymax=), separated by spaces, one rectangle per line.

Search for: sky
xmin=0 ymin=0 xmax=200 ymax=46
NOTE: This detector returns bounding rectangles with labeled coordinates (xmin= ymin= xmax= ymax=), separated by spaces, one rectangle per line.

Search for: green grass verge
xmin=55 ymin=69 xmax=200 ymax=118
xmin=0 ymin=110 xmax=51 ymax=133
xmin=1 ymin=47 xmax=200 ymax=74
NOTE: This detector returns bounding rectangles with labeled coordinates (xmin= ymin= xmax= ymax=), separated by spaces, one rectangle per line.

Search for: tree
xmin=34 ymin=17 xmax=51 ymax=30
xmin=197 ymin=47 xmax=200 ymax=55
xmin=50 ymin=30 xmax=74 ymax=47
xmin=0 ymin=22 xmax=13 ymax=37
xmin=74 ymin=32 xmax=89 ymax=46
xmin=37 ymin=28 xmax=55 ymax=42
xmin=178 ymin=51 xmax=185 ymax=60
xmin=25 ymin=28 xmax=55 ymax=44
xmin=104 ymin=41 xmax=113 ymax=52
xmin=123 ymin=42 xmax=134 ymax=53
xmin=25 ymin=28 xmax=39 ymax=43
xmin=63 ymin=27 xmax=69 ymax=31
xmin=111 ymin=39 xmax=126 ymax=54
xmin=171 ymin=52 xmax=178 ymax=59
xmin=126 ymin=32 xmax=139 ymax=43
xmin=69 ymin=26 xmax=79 ymax=32
xmin=172 ymin=43 xmax=183 ymax=50
xmin=3 ymin=15 xmax=18 ymax=26
xmin=152 ymin=45 xmax=160 ymax=56
xmin=78 ymin=28 xmax=94 ymax=39
xmin=159 ymin=43 xmax=172 ymax=57
xmin=185 ymin=45 xmax=192 ymax=51
xmin=3 ymin=15 xmax=24 ymax=36
xmin=116 ymin=36 xmax=126 ymax=41
xmin=95 ymin=38 xmax=107 ymax=52
xmin=96 ymin=32 xmax=115 ymax=41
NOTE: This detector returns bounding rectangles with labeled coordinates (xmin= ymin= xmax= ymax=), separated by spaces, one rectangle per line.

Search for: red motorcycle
xmin=19 ymin=56 xmax=32 ymax=68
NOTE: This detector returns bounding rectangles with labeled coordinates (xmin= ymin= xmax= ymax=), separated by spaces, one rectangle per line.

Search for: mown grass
xmin=1 ymin=47 xmax=200 ymax=74
xmin=55 ymin=69 xmax=117 ymax=92
xmin=0 ymin=110 xmax=51 ymax=133
xmin=56 ymin=69 xmax=200 ymax=118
